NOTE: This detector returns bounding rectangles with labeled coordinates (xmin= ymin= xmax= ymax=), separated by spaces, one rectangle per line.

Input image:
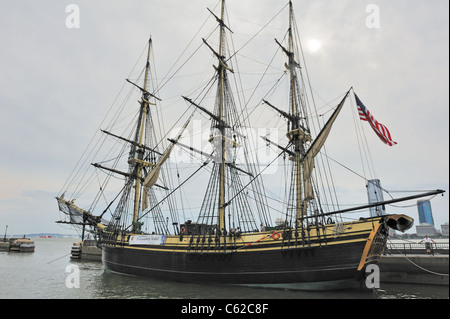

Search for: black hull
xmin=99 ymin=215 xmax=407 ymax=289
xmin=102 ymin=240 xmax=368 ymax=287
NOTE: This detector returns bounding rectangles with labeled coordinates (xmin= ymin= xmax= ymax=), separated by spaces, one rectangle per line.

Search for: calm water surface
xmin=1 ymin=238 xmax=448 ymax=300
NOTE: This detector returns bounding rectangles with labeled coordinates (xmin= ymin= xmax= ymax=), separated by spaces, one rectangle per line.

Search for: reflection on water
xmin=0 ymin=238 xmax=448 ymax=300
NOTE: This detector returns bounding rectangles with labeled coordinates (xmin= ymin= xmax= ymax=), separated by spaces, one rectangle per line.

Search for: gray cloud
xmin=0 ymin=0 xmax=448 ymax=234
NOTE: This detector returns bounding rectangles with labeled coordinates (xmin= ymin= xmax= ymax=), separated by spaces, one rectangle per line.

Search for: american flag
xmin=354 ymin=93 xmax=397 ymax=146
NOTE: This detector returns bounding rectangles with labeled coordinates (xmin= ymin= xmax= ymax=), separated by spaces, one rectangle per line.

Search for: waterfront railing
xmin=385 ymin=241 xmax=449 ymax=255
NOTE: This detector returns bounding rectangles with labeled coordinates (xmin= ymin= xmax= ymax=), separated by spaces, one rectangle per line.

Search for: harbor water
xmin=1 ymin=238 xmax=448 ymax=300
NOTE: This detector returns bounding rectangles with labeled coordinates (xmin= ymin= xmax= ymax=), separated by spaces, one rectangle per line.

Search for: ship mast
xmin=288 ymin=2 xmax=302 ymax=220
xmin=278 ymin=1 xmax=350 ymax=223
xmin=217 ymin=0 xmax=227 ymax=232
xmin=182 ymin=0 xmax=264 ymax=234
xmin=285 ymin=1 xmax=307 ymax=220
xmin=131 ymin=37 xmax=154 ymax=232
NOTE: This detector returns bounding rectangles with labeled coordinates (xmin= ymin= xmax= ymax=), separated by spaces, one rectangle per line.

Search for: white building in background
xmin=441 ymin=223 xmax=449 ymax=236
xmin=416 ymin=223 xmax=437 ymax=237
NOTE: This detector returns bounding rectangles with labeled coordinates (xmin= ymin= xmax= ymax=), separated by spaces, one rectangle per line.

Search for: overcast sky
xmin=0 ymin=0 xmax=448 ymax=236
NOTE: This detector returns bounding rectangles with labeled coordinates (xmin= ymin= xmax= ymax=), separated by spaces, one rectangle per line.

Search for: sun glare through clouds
xmin=307 ymin=39 xmax=322 ymax=53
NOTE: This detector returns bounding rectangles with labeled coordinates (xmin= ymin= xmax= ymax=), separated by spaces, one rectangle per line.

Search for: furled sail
xmin=302 ymin=91 xmax=350 ymax=206
xmin=56 ymin=196 xmax=107 ymax=230
xmin=142 ymin=116 xmax=192 ymax=210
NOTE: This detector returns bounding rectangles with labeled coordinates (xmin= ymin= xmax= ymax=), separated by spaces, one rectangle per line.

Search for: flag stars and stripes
xmin=354 ymin=93 xmax=397 ymax=147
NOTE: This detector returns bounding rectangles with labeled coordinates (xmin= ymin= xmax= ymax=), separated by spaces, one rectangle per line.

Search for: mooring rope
xmin=47 ymin=253 xmax=71 ymax=265
xmin=387 ymin=238 xmax=449 ymax=277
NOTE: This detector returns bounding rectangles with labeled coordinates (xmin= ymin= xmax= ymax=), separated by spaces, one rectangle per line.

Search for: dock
xmin=378 ymin=240 xmax=449 ymax=286
xmin=379 ymin=254 xmax=449 ymax=286
xmin=0 ymin=241 xmax=9 ymax=251
xmin=0 ymin=237 xmax=35 ymax=252
xmin=71 ymin=239 xmax=102 ymax=261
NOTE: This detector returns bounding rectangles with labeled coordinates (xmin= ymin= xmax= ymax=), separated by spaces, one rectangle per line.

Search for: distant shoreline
xmin=4 ymin=233 xmax=80 ymax=239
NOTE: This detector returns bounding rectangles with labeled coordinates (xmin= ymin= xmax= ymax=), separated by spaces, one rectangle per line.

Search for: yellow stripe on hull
xmin=105 ymin=217 xmax=383 ymax=254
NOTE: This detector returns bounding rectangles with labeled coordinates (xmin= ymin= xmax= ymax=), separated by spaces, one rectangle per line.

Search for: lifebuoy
xmin=272 ymin=231 xmax=280 ymax=240
xmin=180 ymin=226 xmax=186 ymax=234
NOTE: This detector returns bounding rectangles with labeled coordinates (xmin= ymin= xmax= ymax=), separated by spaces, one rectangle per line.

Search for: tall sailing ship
xmin=56 ymin=1 xmax=444 ymax=290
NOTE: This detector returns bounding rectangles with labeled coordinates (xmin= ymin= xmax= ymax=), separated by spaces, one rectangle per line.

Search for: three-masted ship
xmin=56 ymin=0 xmax=444 ymax=290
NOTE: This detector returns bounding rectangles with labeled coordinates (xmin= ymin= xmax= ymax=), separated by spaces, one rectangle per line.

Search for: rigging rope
xmin=130 ymin=161 xmax=211 ymax=229
xmin=226 ymin=2 xmax=289 ymax=63
xmin=223 ymin=142 xmax=292 ymax=209
xmin=387 ymin=238 xmax=449 ymax=277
